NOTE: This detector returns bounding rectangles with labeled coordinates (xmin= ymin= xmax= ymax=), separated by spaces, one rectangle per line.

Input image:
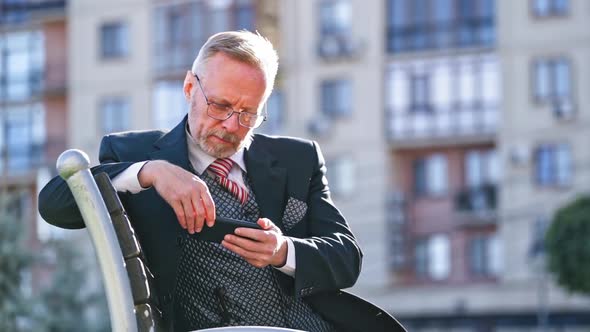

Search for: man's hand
xmin=221 ymin=218 xmax=288 ymax=268
xmin=138 ymin=160 xmax=215 ymax=234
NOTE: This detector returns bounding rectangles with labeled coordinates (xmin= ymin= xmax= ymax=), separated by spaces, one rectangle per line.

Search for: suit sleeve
xmin=38 ymin=135 xmax=135 ymax=229
xmin=290 ymin=141 xmax=363 ymax=298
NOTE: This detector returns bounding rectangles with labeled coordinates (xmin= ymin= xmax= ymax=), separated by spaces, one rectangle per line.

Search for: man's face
xmin=184 ymin=53 xmax=267 ymax=158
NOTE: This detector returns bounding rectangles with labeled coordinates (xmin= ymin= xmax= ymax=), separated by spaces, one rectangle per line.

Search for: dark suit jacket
xmin=39 ymin=117 xmax=404 ymax=331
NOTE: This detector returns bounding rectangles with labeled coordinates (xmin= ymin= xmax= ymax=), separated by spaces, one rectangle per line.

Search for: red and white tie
xmin=208 ymin=158 xmax=249 ymax=205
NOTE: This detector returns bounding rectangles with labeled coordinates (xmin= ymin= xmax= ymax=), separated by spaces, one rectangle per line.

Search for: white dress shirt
xmin=111 ymin=127 xmax=296 ymax=277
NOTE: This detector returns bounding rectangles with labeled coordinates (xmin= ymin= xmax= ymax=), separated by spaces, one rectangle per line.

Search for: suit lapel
xmin=148 ymin=116 xmax=191 ymax=171
xmin=245 ymin=138 xmax=287 ymax=230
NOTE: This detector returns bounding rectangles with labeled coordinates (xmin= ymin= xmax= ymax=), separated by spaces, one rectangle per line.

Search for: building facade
xmin=280 ymin=0 xmax=590 ymax=331
xmin=0 ymin=0 xmax=68 ymax=290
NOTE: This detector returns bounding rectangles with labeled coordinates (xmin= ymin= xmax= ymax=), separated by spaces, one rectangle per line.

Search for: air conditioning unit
xmin=317 ymin=34 xmax=363 ymax=59
xmin=510 ymin=144 xmax=530 ymax=166
xmin=318 ymin=35 xmax=341 ymax=58
xmin=307 ymin=114 xmax=332 ymax=136
xmin=553 ymin=99 xmax=575 ymax=119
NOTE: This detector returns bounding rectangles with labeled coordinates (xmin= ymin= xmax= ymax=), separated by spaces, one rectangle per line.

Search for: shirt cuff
xmin=275 ymin=237 xmax=296 ymax=277
xmin=111 ymin=161 xmax=150 ymax=194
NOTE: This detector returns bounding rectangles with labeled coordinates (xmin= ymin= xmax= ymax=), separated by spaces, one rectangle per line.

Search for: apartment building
xmin=0 ymin=0 xmax=68 ymax=287
xmin=281 ymin=0 xmax=590 ymax=330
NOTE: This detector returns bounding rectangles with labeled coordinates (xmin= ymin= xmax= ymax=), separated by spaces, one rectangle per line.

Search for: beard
xmin=197 ymin=127 xmax=250 ymax=158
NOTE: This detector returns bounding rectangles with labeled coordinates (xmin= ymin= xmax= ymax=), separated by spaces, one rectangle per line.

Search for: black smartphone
xmin=191 ymin=216 xmax=262 ymax=243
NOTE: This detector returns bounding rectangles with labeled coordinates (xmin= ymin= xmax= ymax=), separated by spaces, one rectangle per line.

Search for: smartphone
xmin=191 ymin=216 xmax=262 ymax=243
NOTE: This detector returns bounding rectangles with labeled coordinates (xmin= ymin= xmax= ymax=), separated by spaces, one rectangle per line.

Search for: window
xmin=534 ymin=144 xmax=571 ymax=187
xmin=153 ymin=1 xmax=255 ymax=73
xmin=327 ymin=157 xmax=356 ymax=197
xmin=0 ymin=30 xmax=44 ymax=101
xmin=319 ymin=0 xmax=351 ymax=37
xmin=0 ymin=104 xmax=45 ymax=173
xmin=321 ymin=79 xmax=352 ymax=117
xmin=386 ymin=0 xmax=495 ymax=53
xmin=236 ymin=0 xmax=255 ymax=31
xmin=465 ymin=149 xmax=499 ymax=187
xmin=530 ymin=216 xmax=549 ymax=258
xmin=152 ymin=81 xmax=186 ymax=130
xmin=414 ymin=154 xmax=447 ymax=196
xmin=100 ymin=22 xmax=129 ymax=59
xmin=415 ymin=234 xmax=450 ymax=280
xmin=469 ymin=234 xmax=501 ymax=276
xmin=532 ymin=0 xmax=569 ymax=17
xmin=533 ymin=58 xmax=571 ymax=103
xmin=100 ymin=97 xmax=130 ymax=135
xmin=258 ymin=90 xmax=284 ymax=135
xmin=410 ymin=74 xmax=431 ymax=112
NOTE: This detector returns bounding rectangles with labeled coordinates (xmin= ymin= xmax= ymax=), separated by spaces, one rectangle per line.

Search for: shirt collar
xmin=185 ymin=125 xmax=247 ymax=175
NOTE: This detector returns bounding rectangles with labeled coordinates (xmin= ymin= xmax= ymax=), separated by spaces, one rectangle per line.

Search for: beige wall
xmin=69 ymin=0 xmax=152 ymax=164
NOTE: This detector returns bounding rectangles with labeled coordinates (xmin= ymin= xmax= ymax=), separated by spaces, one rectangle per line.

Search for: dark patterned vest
xmin=173 ymin=170 xmax=334 ymax=331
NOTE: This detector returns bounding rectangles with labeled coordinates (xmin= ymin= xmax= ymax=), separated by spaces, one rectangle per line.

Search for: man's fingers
xmin=180 ymin=198 xmax=196 ymax=234
xmin=191 ymin=191 xmax=206 ymax=232
xmin=224 ymin=234 xmax=265 ymax=253
xmin=200 ymin=191 xmax=216 ymax=227
xmin=171 ymin=201 xmax=187 ymax=230
xmin=222 ymin=239 xmax=261 ymax=260
xmin=234 ymin=227 xmax=272 ymax=241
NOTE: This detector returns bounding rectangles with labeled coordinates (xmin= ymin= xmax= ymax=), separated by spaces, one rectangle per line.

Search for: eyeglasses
xmin=194 ymin=74 xmax=266 ymax=129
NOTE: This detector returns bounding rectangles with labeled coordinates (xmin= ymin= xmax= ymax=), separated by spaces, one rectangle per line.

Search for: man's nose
xmin=221 ymin=112 xmax=241 ymax=132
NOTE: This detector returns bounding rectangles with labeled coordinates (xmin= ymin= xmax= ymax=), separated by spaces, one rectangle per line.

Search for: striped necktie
xmin=208 ymin=158 xmax=249 ymax=205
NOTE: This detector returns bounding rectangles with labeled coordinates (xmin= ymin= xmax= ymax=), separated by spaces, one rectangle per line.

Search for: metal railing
xmin=56 ymin=149 xmax=137 ymax=332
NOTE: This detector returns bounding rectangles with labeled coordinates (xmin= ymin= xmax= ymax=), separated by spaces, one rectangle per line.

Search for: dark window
xmin=100 ymin=97 xmax=130 ymax=135
xmin=0 ymin=105 xmax=45 ymax=173
xmin=468 ymin=235 xmax=498 ymax=276
xmin=414 ymin=235 xmax=450 ymax=280
xmin=236 ymin=0 xmax=255 ymax=31
xmin=321 ymin=79 xmax=352 ymax=117
xmin=100 ymin=22 xmax=129 ymax=59
xmin=529 ymin=217 xmax=549 ymax=258
xmin=414 ymin=238 xmax=429 ymax=277
xmin=386 ymin=0 xmax=495 ymax=53
xmin=532 ymin=0 xmax=569 ymax=17
xmin=533 ymin=58 xmax=571 ymax=102
xmin=534 ymin=144 xmax=571 ymax=187
xmin=326 ymin=157 xmax=356 ymax=197
xmin=413 ymin=154 xmax=447 ymax=196
xmin=319 ymin=0 xmax=351 ymax=37
xmin=410 ymin=74 xmax=431 ymax=112
xmin=0 ymin=30 xmax=44 ymax=101
xmin=153 ymin=2 xmax=255 ymax=73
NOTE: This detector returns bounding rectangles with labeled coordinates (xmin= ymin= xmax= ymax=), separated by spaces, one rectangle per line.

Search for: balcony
xmin=0 ymin=143 xmax=46 ymax=184
xmin=385 ymin=54 xmax=499 ymax=147
xmin=454 ymin=184 xmax=497 ymax=226
xmin=386 ymin=106 xmax=497 ymax=146
xmin=387 ymin=18 xmax=495 ymax=54
xmin=0 ymin=0 xmax=66 ymax=24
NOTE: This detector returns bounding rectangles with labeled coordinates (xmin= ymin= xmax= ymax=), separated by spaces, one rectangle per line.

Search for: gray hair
xmin=191 ymin=30 xmax=279 ymax=101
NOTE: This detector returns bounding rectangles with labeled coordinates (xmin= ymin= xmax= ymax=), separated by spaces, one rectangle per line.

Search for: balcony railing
xmin=386 ymin=106 xmax=497 ymax=144
xmin=454 ymin=184 xmax=497 ymax=225
xmin=0 ymin=0 xmax=66 ymax=24
xmin=386 ymin=17 xmax=495 ymax=53
xmin=0 ymin=143 xmax=45 ymax=176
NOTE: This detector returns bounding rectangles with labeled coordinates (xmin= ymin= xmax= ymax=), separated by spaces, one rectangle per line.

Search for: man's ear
xmin=183 ymin=70 xmax=194 ymax=101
